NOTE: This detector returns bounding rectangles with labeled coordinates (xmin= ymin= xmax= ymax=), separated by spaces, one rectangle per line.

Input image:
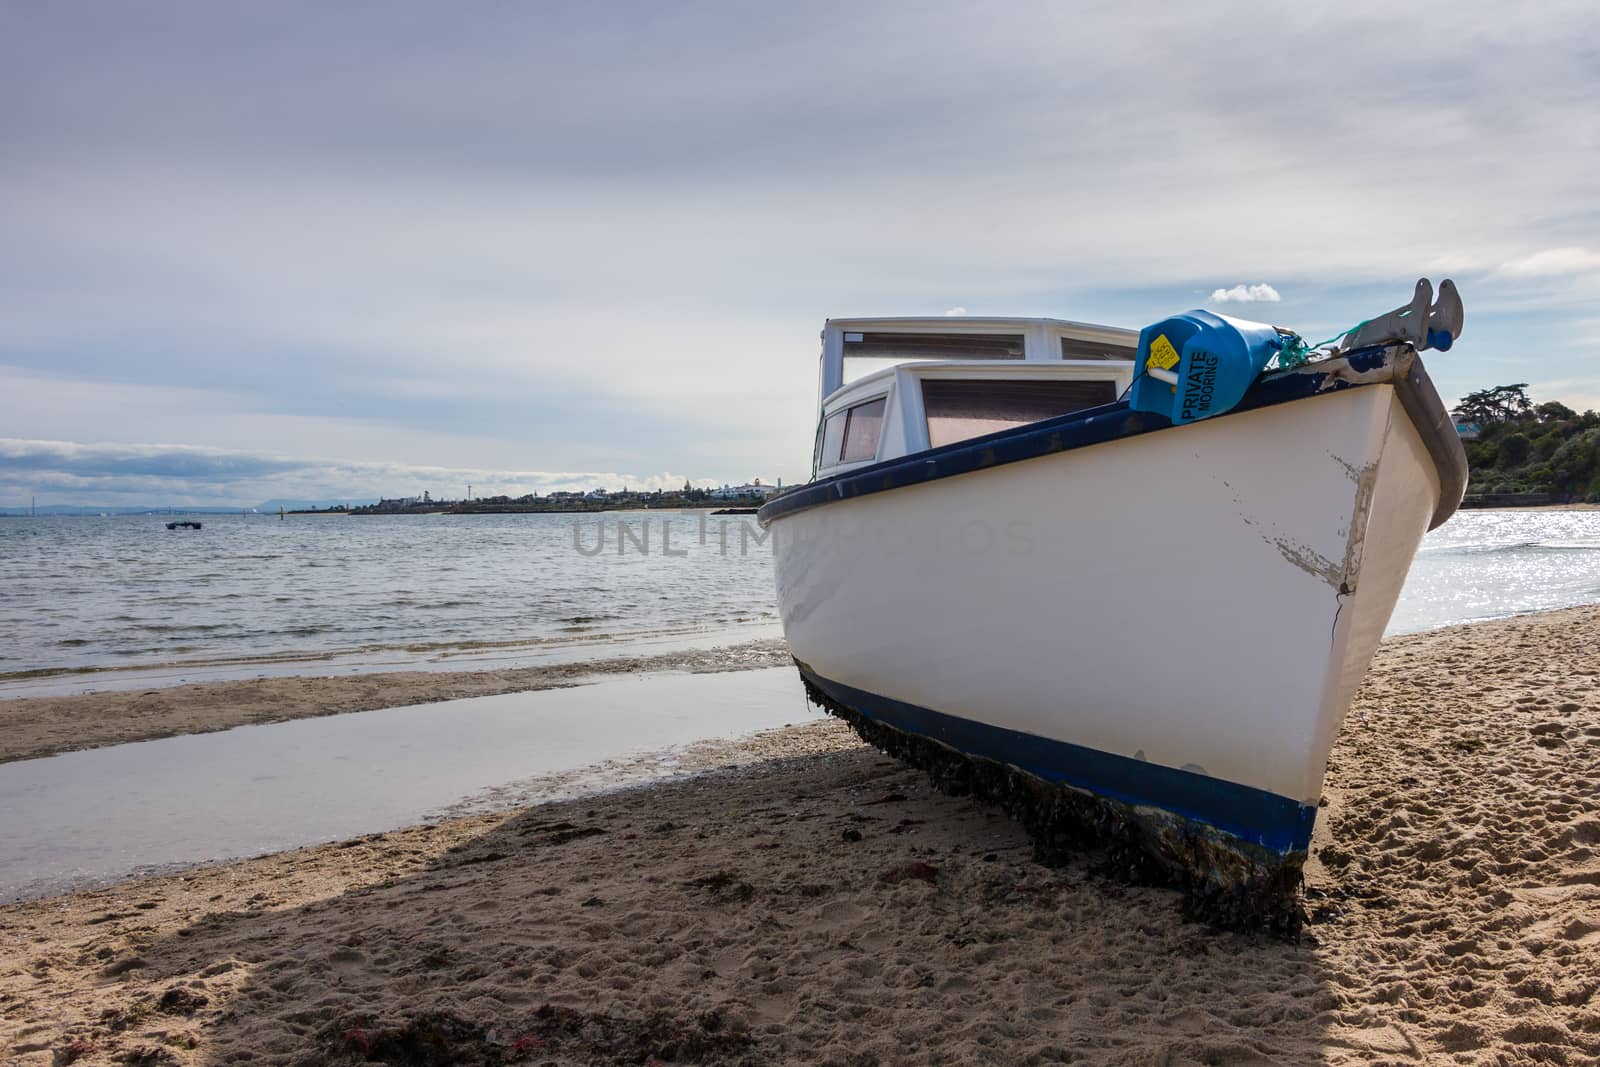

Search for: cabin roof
xmin=824 ymin=315 xmax=1137 ymax=338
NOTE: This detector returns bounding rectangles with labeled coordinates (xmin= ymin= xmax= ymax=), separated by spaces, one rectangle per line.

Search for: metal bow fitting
xmin=1336 ymin=278 xmax=1464 ymax=355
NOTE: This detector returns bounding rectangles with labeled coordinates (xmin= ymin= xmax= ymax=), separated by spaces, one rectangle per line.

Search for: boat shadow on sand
xmin=70 ymin=744 xmax=1370 ymax=1066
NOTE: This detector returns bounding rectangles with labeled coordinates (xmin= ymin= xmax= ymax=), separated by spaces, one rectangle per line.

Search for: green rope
xmin=1273 ymin=317 xmax=1371 ymax=370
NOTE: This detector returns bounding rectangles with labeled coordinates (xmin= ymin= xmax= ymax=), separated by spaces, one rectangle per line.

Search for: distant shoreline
xmin=289 ymin=502 xmax=771 ymax=516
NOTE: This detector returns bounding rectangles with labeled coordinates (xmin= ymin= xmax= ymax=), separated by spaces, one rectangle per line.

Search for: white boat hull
xmin=765 ymin=362 xmax=1455 ymax=917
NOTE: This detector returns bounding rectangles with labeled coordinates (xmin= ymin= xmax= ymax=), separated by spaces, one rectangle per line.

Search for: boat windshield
xmin=842 ymin=331 xmax=1024 ymax=384
xmin=923 ymin=378 xmax=1119 ymax=448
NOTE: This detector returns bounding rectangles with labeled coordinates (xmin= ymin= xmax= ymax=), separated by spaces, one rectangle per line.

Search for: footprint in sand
xmin=816 ymin=899 xmax=864 ymax=928
xmin=1530 ymin=722 xmax=1570 ymax=749
xmin=328 ymin=947 xmax=366 ymax=970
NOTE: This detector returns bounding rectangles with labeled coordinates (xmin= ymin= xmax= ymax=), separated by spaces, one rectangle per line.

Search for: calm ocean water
xmin=0 ymin=511 xmax=779 ymax=686
xmin=2 ymin=509 xmax=1598 ymax=688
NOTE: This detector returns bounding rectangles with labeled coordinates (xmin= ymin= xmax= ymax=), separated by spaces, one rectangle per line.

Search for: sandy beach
xmin=3 ymin=608 xmax=1600 ymax=1064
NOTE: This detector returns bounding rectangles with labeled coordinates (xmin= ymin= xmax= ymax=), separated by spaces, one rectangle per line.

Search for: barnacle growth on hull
xmin=801 ymin=673 xmax=1307 ymax=936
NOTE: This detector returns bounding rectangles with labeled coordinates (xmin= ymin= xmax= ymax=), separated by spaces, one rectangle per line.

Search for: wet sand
xmin=0 ymin=639 xmax=791 ymax=765
xmin=3 ymin=609 xmax=1600 ymax=1064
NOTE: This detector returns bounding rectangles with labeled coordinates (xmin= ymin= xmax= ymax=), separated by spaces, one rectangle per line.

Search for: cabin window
xmin=819 ymin=410 xmax=847 ymax=468
xmin=923 ymin=378 xmax=1118 ymax=448
xmin=818 ymin=396 xmax=889 ymax=469
xmin=844 ymin=331 xmax=1024 ymax=383
xmin=840 ymin=397 xmax=886 ymax=462
xmin=1060 ymin=336 xmax=1137 ymax=361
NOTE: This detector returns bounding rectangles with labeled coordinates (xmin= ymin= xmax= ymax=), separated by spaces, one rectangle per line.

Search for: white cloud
xmin=943 ymin=306 xmax=968 ymax=316
xmin=1210 ymin=284 xmax=1282 ymax=304
xmin=1497 ymin=247 xmax=1600 ymax=277
xmin=1424 ymin=253 xmax=1491 ymax=275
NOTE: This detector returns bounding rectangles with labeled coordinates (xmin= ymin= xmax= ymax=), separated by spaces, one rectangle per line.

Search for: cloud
xmin=1497 ymin=247 xmax=1600 ymax=277
xmin=1210 ymin=284 xmax=1282 ymax=304
xmin=2 ymin=2 xmax=1599 ymax=504
xmin=0 ymin=438 xmax=723 ymax=509
xmin=943 ymin=306 xmax=968 ymax=316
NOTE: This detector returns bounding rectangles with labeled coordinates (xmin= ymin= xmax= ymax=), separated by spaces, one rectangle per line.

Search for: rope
xmin=1117 ymin=367 xmax=1150 ymax=403
xmin=1272 ymin=317 xmax=1371 ymax=370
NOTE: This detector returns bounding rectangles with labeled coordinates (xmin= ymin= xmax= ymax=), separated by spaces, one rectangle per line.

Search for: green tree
xmin=1537 ymin=400 xmax=1577 ymax=422
xmin=1497 ymin=432 xmax=1531 ymax=467
xmin=1453 ymin=384 xmax=1534 ymax=424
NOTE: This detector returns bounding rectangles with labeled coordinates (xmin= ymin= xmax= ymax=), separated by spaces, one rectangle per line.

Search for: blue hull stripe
xmin=800 ymin=667 xmax=1318 ymax=855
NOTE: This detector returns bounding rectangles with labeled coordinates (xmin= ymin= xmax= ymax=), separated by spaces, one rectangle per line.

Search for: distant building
xmin=709 ymin=482 xmax=781 ymax=500
xmin=1455 ymin=421 xmax=1481 ymax=440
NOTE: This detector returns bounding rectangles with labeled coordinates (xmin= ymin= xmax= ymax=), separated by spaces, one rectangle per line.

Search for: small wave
xmin=1417 ymin=539 xmax=1597 ymax=557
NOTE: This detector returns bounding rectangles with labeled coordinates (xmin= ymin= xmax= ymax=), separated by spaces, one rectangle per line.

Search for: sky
xmin=4 ymin=1 xmax=1599 ymax=508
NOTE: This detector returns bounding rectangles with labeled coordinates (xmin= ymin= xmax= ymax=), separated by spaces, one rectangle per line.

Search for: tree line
xmin=1452 ymin=384 xmax=1600 ymax=500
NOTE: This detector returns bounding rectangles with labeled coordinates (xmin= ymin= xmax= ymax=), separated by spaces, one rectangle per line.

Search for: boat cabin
xmin=813 ymin=317 xmax=1138 ymax=477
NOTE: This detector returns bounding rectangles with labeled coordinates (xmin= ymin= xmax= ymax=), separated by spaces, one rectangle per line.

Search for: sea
xmin=2 ymin=508 xmax=1599 ymax=696
xmin=0 ymin=511 xmax=780 ymax=696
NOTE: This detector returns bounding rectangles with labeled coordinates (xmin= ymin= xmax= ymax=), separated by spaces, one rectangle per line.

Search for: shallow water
xmin=0 ymin=666 xmax=820 ymax=902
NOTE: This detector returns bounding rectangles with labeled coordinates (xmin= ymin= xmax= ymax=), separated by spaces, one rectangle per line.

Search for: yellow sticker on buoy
xmin=1147 ymin=333 xmax=1180 ymax=372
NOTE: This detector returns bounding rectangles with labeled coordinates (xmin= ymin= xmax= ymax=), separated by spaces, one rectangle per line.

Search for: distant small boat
xmin=760 ymin=280 xmax=1467 ymax=930
xmin=165 ymin=521 xmax=203 ymax=530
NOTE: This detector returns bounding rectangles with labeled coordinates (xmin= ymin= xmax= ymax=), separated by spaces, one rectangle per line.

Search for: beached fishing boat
xmin=758 ymin=280 xmax=1467 ymax=928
